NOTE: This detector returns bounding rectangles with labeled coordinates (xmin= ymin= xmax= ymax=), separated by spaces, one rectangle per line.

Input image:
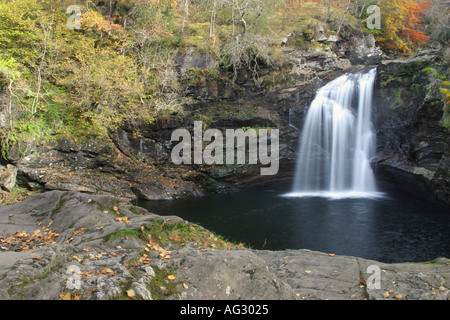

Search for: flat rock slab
xmin=160 ymin=245 xmax=296 ymax=300
xmin=0 ymin=191 xmax=448 ymax=300
xmin=257 ymin=250 xmax=450 ymax=300
xmin=256 ymin=250 xmax=366 ymax=300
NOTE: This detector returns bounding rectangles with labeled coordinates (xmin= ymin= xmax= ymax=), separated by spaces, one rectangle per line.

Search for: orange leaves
xmin=377 ymin=0 xmax=431 ymax=53
xmin=101 ymin=268 xmax=114 ymax=275
xmin=72 ymin=255 xmax=82 ymax=263
xmin=60 ymin=292 xmax=72 ymax=300
xmin=126 ymin=289 xmax=136 ymax=298
xmin=139 ymin=253 xmax=150 ymax=264
xmin=0 ymin=222 xmax=59 ymax=252
xmin=147 ymin=234 xmax=173 ymax=259
xmin=168 ymin=236 xmax=183 ymax=242
xmin=72 ymin=228 xmax=86 ymax=236
xmin=116 ymin=217 xmax=130 ymax=224
xmin=60 ymin=292 xmax=80 ymax=300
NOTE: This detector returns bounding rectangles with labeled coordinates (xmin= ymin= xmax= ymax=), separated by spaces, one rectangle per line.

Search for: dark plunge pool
xmin=138 ymin=188 xmax=450 ymax=263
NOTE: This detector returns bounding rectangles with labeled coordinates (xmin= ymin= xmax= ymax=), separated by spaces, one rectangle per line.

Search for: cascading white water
xmin=287 ymin=68 xmax=382 ymax=199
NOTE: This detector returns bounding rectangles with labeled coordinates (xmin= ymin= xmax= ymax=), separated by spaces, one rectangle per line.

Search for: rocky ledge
xmin=0 ymin=191 xmax=448 ymax=300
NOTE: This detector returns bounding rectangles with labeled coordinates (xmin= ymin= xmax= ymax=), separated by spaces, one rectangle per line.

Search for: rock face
xmin=333 ymin=26 xmax=383 ymax=65
xmin=8 ymin=137 xmax=208 ymax=201
xmin=0 ymin=191 xmax=448 ymax=300
xmin=373 ymin=50 xmax=450 ymax=203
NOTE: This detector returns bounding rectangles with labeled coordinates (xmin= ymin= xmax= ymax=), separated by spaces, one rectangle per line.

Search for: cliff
xmin=373 ymin=49 xmax=450 ymax=204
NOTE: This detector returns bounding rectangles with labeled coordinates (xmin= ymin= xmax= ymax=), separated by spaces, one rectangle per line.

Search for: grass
xmin=107 ymin=229 xmax=142 ymax=241
xmin=107 ymin=218 xmax=244 ymax=250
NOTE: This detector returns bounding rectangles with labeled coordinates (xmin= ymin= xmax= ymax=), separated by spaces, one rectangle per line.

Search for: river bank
xmin=0 ymin=191 xmax=448 ymax=300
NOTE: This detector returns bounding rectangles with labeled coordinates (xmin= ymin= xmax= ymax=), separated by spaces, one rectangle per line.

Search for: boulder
xmin=0 ymin=165 xmax=17 ymax=192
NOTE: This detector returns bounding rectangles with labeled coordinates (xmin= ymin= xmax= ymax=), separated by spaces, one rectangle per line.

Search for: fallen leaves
xmin=138 ymin=253 xmax=150 ymax=264
xmin=147 ymin=234 xmax=173 ymax=260
xmin=127 ymin=289 xmax=136 ymax=298
xmin=383 ymin=289 xmax=393 ymax=298
xmin=116 ymin=217 xmax=130 ymax=224
xmin=72 ymin=228 xmax=87 ymax=236
xmin=0 ymin=222 xmax=59 ymax=252
xmin=72 ymin=255 xmax=83 ymax=263
xmin=60 ymin=293 xmax=80 ymax=300
xmin=382 ymin=289 xmax=404 ymax=299
xmin=101 ymin=268 xmax=113 ymax=274
xmin=61 ymin=293 xmax=71 ymax=300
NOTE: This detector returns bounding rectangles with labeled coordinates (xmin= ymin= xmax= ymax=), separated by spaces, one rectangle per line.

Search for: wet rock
xmin=373 ymin=51 xmax=450 ymax=204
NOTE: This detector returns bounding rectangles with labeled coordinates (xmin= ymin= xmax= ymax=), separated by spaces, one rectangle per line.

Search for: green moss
xmin=146 ymin=266 xmax=180 ymax=300
xmin=303 ymin=29 xmax=314 ymax=41
xmin=107 ymin=229 xmax=142 ymax=241
xmin=7 ymin=275 xmax=36 ymax=297
xmin=106 ymin=218 xmax=243 ymax=250
xmin=51 ymin=196 xmax=69 ymax=219
xmin=391 ymin=88 xmax=405 ymax=109
xmin=440 ymin=111 xmax=450 ymax=128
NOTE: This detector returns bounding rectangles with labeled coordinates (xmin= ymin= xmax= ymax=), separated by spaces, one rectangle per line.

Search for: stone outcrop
xmin=333 ymin=28 xmax=383 ymax=65
xmin=373 ymin=50 xmax=450 ymax=204
xmin=6 ymin=137 xmax=208 ymax=201
xmin=0 ymin=191 xmax=448 ymax=300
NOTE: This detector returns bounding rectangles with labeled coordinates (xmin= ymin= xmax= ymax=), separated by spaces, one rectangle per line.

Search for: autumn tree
xmin=376 ymin=0 xmax=431 ymax=53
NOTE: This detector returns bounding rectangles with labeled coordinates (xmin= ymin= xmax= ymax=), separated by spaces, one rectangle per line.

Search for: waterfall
xmin=287 ymin=68 xmax=382 ymax=199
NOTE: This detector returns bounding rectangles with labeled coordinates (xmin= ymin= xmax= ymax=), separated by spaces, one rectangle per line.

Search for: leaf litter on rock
xmin=0 ymin=224 xmax=59 ymax=252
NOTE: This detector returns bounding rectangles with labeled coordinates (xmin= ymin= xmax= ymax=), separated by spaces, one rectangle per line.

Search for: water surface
xmin=139 ymin=189 xmax=450 ymax=263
